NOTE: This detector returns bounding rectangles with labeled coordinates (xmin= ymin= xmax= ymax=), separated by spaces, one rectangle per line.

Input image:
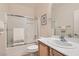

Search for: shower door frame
xmin=6 ymin=14 xmax=37 ymax=47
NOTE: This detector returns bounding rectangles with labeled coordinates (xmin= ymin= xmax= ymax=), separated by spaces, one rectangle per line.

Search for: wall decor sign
xmin=41 ymin=14 xmax=47 ymax=25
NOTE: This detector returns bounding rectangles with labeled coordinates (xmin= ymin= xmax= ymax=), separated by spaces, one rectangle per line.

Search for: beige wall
xmin=35 ymin=3 xmax=52 ymax=37
xmin=0 ymin=4 xmax=8 ymax=55
xmin=0 ymin=13 xmax=6 ymax=55
xmin=7 ymin=4 xmax=36 ymax=18
xmin=0 ymin=4 xmax=8 ymax=12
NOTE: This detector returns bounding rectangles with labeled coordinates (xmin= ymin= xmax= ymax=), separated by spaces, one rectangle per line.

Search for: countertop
xmin=38 ymin=37 xmax=79 ymax=56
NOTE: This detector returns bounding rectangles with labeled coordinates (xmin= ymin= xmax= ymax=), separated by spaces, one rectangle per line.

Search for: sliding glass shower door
xmin=7 ymin=14 xmax=35 ymax=47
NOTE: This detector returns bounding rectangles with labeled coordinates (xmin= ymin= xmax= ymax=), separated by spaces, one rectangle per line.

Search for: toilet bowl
xmin=27 ymin=44 xmax=38 ymax=52
xmin=19 ymin=44 xmax=38 ymax=56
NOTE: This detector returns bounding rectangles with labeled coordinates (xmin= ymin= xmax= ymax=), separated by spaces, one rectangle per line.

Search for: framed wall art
xmin=41 ymin=14 xmax=47 ymax=25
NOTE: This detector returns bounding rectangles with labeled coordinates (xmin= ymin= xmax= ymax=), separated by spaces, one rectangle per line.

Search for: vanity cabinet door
xmin=49 ymin=48 xmax=54 ymax=56
xmin=38 ymin=41 xmax=50 ymax=56
xmin=53 ymin=49 xmax=64 ymax=56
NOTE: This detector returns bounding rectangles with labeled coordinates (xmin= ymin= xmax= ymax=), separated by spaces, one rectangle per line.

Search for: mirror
xmin=51 ymin=4 xmax=74 ymax=37
xmin=74 ymin=10 xmax=79 ymax=38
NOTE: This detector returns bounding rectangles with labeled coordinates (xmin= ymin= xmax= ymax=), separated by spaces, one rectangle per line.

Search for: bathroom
xmin=0 ymin=3 xmax=79 ymax=56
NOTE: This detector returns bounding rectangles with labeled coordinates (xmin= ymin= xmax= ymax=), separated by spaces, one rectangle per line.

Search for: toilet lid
xmin=27 ymin=45 xmax=38 ymax=50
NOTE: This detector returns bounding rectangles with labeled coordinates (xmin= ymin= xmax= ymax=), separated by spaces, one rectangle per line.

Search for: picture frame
xmin=41 ymin=14 xmax=47 ymax=25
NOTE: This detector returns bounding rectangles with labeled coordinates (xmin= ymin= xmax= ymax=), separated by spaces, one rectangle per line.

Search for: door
xmin=38 ymin=41 xmax=49 ymax=56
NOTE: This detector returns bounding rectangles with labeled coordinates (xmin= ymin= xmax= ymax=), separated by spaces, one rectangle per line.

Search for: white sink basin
xmin=48 ymin=39 xmax=75 ymax=49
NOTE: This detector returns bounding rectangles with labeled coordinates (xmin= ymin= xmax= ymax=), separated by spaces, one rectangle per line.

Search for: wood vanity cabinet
xmin=38 ymin=41 xmax=65 ymax=56
xmin=38 ymin=41 xmax=50 ymax=56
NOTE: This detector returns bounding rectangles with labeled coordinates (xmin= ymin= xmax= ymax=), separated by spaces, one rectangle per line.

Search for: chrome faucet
xmin=60 ymin=35 xmax=67 ymax=42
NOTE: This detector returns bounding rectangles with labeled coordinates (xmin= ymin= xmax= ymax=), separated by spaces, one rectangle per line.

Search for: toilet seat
xmin=27 ymin=44 xmax=38 ymax=52
xmin=27 ymin=45 xmax=38 ymax=50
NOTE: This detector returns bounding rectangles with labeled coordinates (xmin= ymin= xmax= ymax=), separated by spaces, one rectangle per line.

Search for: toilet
xmin=26 ymin=44 xmax=38 ymax=56
xmin=18 ymin=44 xmax=38 ymax=56
xmin=27 ymin=44 xmax=38 ymax=52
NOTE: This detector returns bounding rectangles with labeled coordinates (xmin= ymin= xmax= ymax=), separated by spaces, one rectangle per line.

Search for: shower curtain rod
xmin=7 ymin=14 xmax=33 ymax=19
